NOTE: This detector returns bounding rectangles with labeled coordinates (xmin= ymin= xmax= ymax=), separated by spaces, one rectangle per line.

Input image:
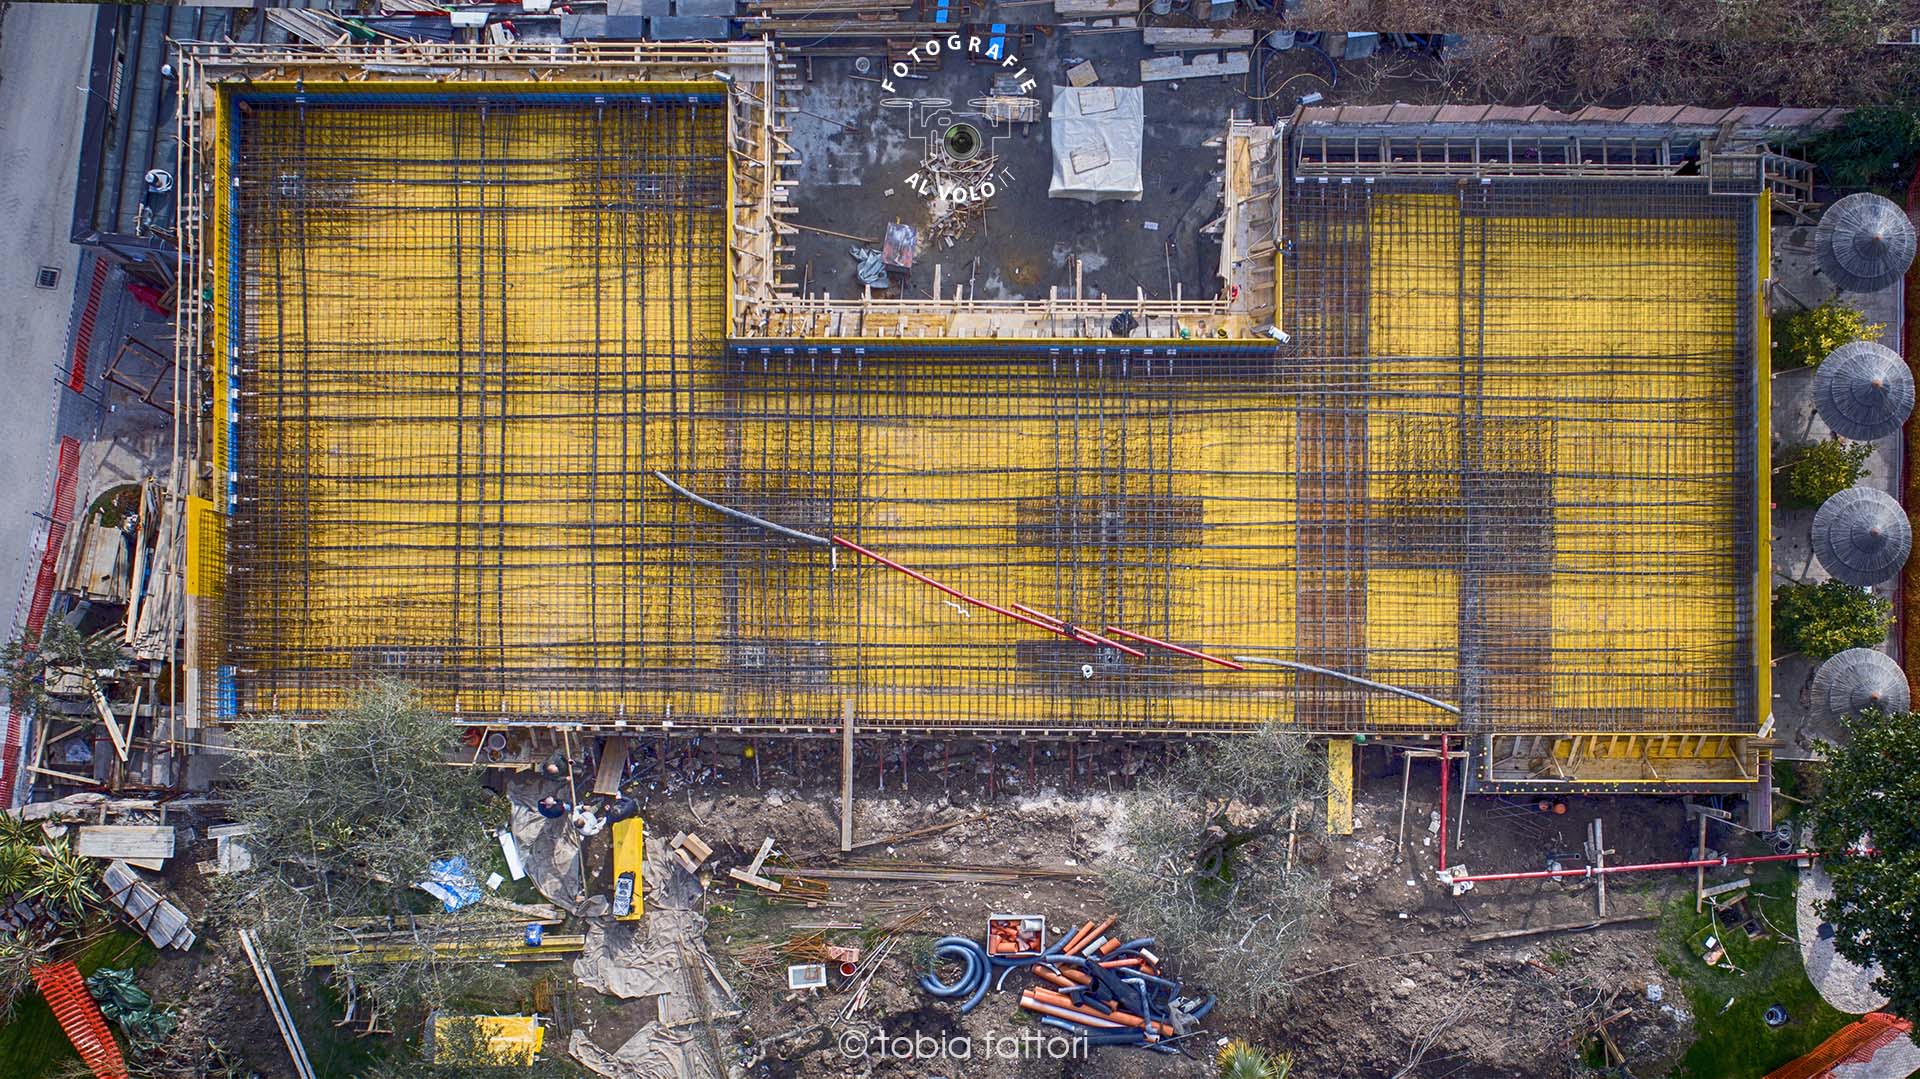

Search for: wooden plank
xmin=75 ymin=825 xmax=175 ymax=861
xmin=1065 ymin=60 xmax=1098 ymax=86
xmin=1053 ymin=0 xmax=1136 ymax=13
xmin=240 ymin=928 xmax=319 ymax=1079
xmin=1465 ymin=913 xmax=1655 ymax=943
xmin=1139 ymin=51 xmax=1250 ymax=82
xmin=592 ymin=736 xmax=629 ymax=797
xmin=1142 ymin=27 xmax=1254 ymax=47
xmin=91 ymin=687 xmax=130 ymax=763
xmin=1326 ymin=739 xmax=1354 ymax=835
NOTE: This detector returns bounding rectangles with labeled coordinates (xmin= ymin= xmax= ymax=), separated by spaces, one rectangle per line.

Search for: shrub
xmin=1774 ymin=580 xmax=1893 ymax=659
xmin=1776 ymin=438 xmax=1872 ymax=508
xmin=1773 ymin=301 xmax=1882 ymax=372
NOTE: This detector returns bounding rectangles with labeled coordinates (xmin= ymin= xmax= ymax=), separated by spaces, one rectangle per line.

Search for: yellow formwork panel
xmin=1363 ymin=193 xmax=1745 ymax=731
xmin=218 ymin=95 xmax=1750 ymax=736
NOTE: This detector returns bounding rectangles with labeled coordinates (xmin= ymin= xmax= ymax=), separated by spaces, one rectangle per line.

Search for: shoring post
xmin=1438 ymin=735 xmax=1450 ymax=872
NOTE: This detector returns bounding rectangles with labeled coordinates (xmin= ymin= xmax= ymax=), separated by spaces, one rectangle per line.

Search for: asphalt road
xmin=0 ymin=3 xmax=95 ymax=636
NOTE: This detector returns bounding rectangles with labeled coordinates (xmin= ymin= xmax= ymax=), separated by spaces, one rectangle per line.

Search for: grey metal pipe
xmin=651 ymin=471 xmax=831 ymax=548
xmin=1230 ymin=656 xmax=1463 ymax=716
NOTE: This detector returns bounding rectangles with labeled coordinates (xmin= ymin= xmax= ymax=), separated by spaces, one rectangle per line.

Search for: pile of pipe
xmin=918 ymin=916 xmax=1214 ymax=1052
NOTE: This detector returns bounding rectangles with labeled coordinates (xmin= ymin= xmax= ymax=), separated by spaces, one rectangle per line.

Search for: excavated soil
xmin=606 ymin=739 xmax=1706 ymax=1079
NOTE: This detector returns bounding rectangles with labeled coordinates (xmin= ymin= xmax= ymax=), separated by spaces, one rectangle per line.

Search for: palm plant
xmin=0 ymin=930 xmax=54 ymax=1021
xmin=1219 ymin=1039 xmax=1293 ymax=1079
xmin=0 ymin=840 xmax=35 ymax=898
xmin=25 ymin=840 xmax=102 ymax=918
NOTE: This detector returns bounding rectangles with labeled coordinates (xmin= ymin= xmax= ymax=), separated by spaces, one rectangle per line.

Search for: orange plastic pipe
xmin=832 ymin=537 xmax=1124 ymax=653
xmin=1033 ymin=967 xmax=1079 ymax=989
xmin=1060 ymin=919 xmax=1097 ymax=955
xmin=1026 ymin=990 xmax=1171 ymax=1036
xmin=1018 ymin=996 xmax=1127 ymax=1029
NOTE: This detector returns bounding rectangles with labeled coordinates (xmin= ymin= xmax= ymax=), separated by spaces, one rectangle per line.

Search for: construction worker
xmin=536 ymin=795 xmax=569 ymax=820
xmin=603 ymin=795 xmax=640 ymax=825
xmin=570 ymin=803 xmax=606 ymax=838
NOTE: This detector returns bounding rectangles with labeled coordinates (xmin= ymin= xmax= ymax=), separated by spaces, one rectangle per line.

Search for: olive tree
xmin=1102 ymin=726 xmax=1329 ymax=1011
xmin=220 ymin=679 xmax=506 ymax=1018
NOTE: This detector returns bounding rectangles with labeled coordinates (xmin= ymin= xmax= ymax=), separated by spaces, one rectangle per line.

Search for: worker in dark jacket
xmin=604 ymin=795 xmax=641 ymax=824
xmin=536 ymin=795 xmax=569 ymax=819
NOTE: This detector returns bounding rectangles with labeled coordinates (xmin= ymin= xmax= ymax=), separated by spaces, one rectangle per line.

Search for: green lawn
xmin=0 ymin=929 xmax=158 ymax=1079
xmin=1657 ymin=861 xmax=1854 ymax=1078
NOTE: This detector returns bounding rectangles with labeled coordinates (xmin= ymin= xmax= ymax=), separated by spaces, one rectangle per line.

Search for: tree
xmin=1804 ymin=107 xmax=1920 ymax=192
xmin=1809 ymin=708 xmax=1920 ymax=1029
xmin=220 ymin=679 xmax=506 ymax=1018
xmin=1775 ymin=580 xmax=1893 ymax=659
xmin=1774 ymin=300 xmax=1883 ymax=372
xmin=3 ymin=620 xmax=127 ymax=719
xmin=1102 ymin=725 xmax=1329 ymax=1011
xmin=1777 ymin=438 xmax=1873 ymax=509
xmin=0 ymin=816 xmax=103 ymax=1020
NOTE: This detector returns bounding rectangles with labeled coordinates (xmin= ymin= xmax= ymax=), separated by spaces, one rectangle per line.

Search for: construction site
xmin=2 ymin=5 xmax=1918 ymax=1079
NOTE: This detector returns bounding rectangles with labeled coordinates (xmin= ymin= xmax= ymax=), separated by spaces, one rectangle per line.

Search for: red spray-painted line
xmin=831 ymin=536 xmax=1122 ymax=652
xmin=66 ymin=260 xmax=108 ymax=394
xmin=1447 ymin=849 xmax=1826 ymax=884
xmin=1101 ymin=625 xmax=1246 ymax=670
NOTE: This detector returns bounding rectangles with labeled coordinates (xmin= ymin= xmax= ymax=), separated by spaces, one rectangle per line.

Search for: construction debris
xmin=1138 ymin=51 xmax=1251 ymax=82
xmin=101 ymin=860 xmax=195 ymax=950
xmin=670 ymin=831 xmax=713 ymax=874
xmin=728 ymin=837 xmax=783 ymax=893
xmin=919 ymin=914 xmax=1212 ymax=1050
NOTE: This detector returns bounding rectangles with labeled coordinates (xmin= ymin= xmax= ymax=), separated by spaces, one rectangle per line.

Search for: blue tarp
xmin=417 ymin=856 xmax=483 ymax=913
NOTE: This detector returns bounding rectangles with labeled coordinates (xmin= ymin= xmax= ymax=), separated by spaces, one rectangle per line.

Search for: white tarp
xmin=1048 ymin=85 xmax=1143 ymax=203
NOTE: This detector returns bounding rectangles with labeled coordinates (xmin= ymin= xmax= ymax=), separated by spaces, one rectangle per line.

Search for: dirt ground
xmin=583 ymin=737 xmax=1713 ymax=1079
xmin=98 ymin=735 xmax=1736 ymax=1078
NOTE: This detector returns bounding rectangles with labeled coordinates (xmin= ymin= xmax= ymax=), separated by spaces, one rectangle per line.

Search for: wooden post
xmin=1592 ymin=818 xmax=1608 ymax=917
xmin=1396 ymin=750 xmax=1412 ymax=860
xmin=1455 ymin=751 xmax=1468 ymax=854
xmin=840 ymin=699 xmax=855 ymax=852
xmin=1695 ymin=813 xmax=1709 ymax=913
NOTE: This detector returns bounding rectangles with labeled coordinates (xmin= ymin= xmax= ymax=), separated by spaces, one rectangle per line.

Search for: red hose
xmin=831 ymin=536 xmax=1108 ymax=649
xmin=1008 ymin=604 xmax=1147 ymax=658
xmin=1101 ymin=626 xmax=1247 ymax=670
